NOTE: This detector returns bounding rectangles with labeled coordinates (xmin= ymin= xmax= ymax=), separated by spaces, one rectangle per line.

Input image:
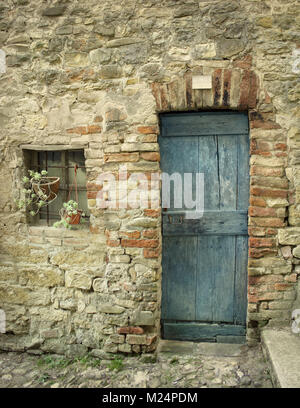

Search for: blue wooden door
xmin=160 ymin=112 xmax=249 ymax=343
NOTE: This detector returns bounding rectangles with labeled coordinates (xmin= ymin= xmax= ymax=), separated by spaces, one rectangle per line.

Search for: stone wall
xmin=0 ymin=0 xmax=299 ymax=355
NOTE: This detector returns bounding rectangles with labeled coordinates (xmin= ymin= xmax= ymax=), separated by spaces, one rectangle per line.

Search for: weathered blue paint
xmin=160 ymin=111 xmax=249 ymax=343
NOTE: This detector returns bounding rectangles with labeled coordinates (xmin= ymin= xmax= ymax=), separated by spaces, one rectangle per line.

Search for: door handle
xmin=168 ymin=215 xmax=183 ymax=224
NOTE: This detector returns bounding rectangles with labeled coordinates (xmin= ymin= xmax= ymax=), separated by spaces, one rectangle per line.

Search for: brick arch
xmin=151 ymin=60 xmax=289 ymax=343
xmin=151 ymin=65 xmax=259 ymax=112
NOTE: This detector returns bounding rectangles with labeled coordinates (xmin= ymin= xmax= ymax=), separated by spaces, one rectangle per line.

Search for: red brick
xmin=87 ymin=191 xmax=98 ymax=199
xmin=121 ymin=239 xmax=159 ymax=248
xmin=104 ymin=153 xmax=139 ymax=163
xmin=249 ymin=197 xmax=266 ymax=207
xmin=117 ymin=326 xmax=144 ymax=335
xmin=248 ymin=295 xmax=259 ymax=303
xmin=66 ymin=126 xmax=88 ymax=135
xmin=250 ymin=187 xmax=287 ymax=198
xmin=233 ymin=55 xmax=252 ymax=69
xmin=250 ymin=166 xmax=284 ymax=177
xmin=222 ymin=69 xmax=232 ymax=107
xmin=140 ymin=152 xmax=160 ymax=161
xmin=168 ymin=79 xmax=179 ymax=109
xmin=137 ymin=126 xmax=158 ymax=135
xmin=248 ymin=71 xmax=259 ymax=108
xmin=249 ymin=206 xmax=276 ymax=217
xmin=144 ymin=248 xmax=159 ymax=258
xmin=252 ymin=150 xmax=272 ymax=157
xmin=250 ymin=217 xmax=285 ymax=227
xmin=87 ymin=182 xmax=102 ymax=191
xmin=248 ymin=276 xmax=261 ymax=285
xmin=143 ymin=229 xmax=158 ymax=239
xmin=107 ymin=239 xmax=120 ymax=247
xmin=275 ymin=143 xmax=287 ymax=151
xmin=119 ymin=231 xmax=141 ymax=239
xmin=238 ymin=70 xmax=251 ymax=108
xmin=250 ymin=119 xmax=281 ymax=129
xmin=250 ymin=139 xmax=257 ymax=153
xmin=212 ymin=69 xmax=222 ymax=106
xmin=151 ymin=82 xmax=162 ymax=110
xmin=249 ymin=237 xmax=276 ymax=248
xmin=160 ymin=84 xmax=170 ymax=110
xmin=275 ymin=152 xmax=287 ymax=157
xmin=249 ymin=248 xmax=277 ymax=258
xmin=285 ymin=274 xmax=297 ymax=283
xmin=266 ymin=228 xmax=278 ymax=235
xmin=87 ymin=125 xmax=102 ymax=134
xmin=274 ymin=283 xmax=294 ymax=291
xmin=184 ymin=70 xmax=193 ymax=108
xmin=144 ymin=209 xmax=160 ymax=217
xmin=249 ymin=276 xmax=284 ymax=285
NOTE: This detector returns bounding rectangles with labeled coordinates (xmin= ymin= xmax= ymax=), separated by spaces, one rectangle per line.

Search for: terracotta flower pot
xmin=33 ymin=177 xmax=60 ymax=202
xmin=65 ymin=210 xmax=82 ymax=225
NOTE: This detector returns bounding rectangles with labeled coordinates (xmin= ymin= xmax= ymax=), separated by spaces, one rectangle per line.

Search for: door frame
xmin=158 ymin=110 xmax=250 ymax=343
xmin=150 ymin=66 xmax=283 ymax=345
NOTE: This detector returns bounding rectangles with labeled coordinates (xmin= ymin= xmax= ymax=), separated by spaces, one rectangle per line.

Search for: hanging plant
xmin=53 ymin=165 xmax=85 ymax=229
xmin=53 ymin=200 xmax=85 ymax=229
xmin=15 ymin=170 xmax=60 ymax=216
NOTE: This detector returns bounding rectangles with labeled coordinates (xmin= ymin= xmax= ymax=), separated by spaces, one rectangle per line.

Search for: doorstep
xmin=261 ymin=328 xmax=300 ymax=388
xmin=158 ymin=339 xmax=246 ymax=357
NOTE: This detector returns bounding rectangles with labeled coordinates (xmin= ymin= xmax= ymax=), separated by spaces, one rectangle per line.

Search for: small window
xmin=23 ymin=149 xmax=89 ymax=226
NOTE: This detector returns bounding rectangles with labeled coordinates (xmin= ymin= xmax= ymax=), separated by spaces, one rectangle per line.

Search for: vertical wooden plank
xmin=234 ymin=235 xmax=248 ymax=325
xmin=195 ymin=235 xmax=214 ymax=322
xmin=160 ymin=134 xmax=198 ymax=211
xmin=212 ymin=235 xmax=235 ymax=323
xmin=198 ymin=135 xmax=220 ymax=210
xmin=237 ymin=132 xmax=250 ymax=210
xmin=196 ymin=235 xmax=235 ymax=323
xmin=235 ymin=130 xmax=249 ymax=325
xmin=162 ymin=236 xmax=197 ymax=321
xmin=218 ymin=134 xmax=238 ymax=210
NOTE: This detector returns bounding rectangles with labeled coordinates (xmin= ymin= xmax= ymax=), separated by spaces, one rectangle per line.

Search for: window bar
xmin=45 ymin=151 xmax=49 ymax=226
xmin=65 ymin=151 xmax=69 ymax=203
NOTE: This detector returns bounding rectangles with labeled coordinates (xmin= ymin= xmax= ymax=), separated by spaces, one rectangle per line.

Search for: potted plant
xmin=31 ymin=171 xmax=60 ymax=202
xmin=53 ymin=200 xmax=85 ymax=229
xmin=16 ymin=169 xmax=60 ymax=216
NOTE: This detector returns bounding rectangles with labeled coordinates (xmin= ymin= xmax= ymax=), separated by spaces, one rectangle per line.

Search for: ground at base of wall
xmin=0 ymin=344 xmax=272 ymax=388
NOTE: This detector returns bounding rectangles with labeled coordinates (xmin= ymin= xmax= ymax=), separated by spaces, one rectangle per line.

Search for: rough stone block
xmin=97 ymin=303 xmax=125 ymax=314
xmin=126 ymin=334 xmax=148 ymax=345
xmin=131 ymin=310 xmax=155 ymax=326
xmin=65 ymin=271 xmax=92 ymax=290
xmin=42 ymin=6 xmax=66 ymax=16
xmin=278 ymin=228 xmax=300 ymax=245
xmin=293 ymin=246 xmax=300 ymax=258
